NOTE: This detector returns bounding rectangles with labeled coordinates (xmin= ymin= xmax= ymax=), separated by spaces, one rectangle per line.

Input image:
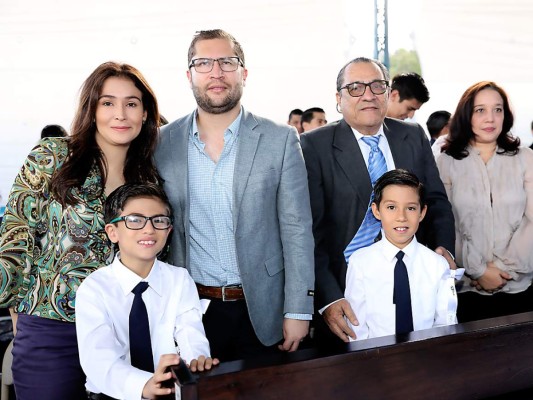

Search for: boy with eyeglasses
xmin=76 ymin=183 xmax=218 ymax=400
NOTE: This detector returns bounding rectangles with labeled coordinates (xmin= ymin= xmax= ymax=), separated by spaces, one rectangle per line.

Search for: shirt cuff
xmin=318 ymin=298 xmax=344 ymax=315
xmin=450 ymin=268 xmax=465 ymax=280
xmin=284 ymin=313 xmax=312 ymax=320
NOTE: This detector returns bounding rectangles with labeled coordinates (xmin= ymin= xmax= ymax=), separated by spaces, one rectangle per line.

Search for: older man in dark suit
xmin=300 ymin=57 xmax=455 ymax=343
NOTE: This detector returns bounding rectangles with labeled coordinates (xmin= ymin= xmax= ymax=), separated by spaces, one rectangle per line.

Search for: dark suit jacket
xmin=300 ymin=117 xmax=455 ymax=310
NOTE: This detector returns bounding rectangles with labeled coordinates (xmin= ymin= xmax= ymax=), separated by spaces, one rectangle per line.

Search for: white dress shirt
xmin=345 ymin=234 xmax=458 ymax=341
xmin=76 ymin=256 xmax=210 ymax=400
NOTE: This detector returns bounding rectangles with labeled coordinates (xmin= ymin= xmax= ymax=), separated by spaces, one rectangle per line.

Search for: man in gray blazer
xmin=301 ymin=57 xmax=456 ymax=344
xmin=155 ymin=29 xmax=314 ymax=361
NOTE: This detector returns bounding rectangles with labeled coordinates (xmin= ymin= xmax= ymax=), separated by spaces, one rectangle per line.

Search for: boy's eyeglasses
xmin=109 ymin=215 xmax=173 ymax=230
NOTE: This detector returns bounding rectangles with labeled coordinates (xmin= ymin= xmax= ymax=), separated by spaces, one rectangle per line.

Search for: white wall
xmin=1 ymin=0 xmax=531 ymax=201
xmin=414 ymin=0 xmax=533 ymax=146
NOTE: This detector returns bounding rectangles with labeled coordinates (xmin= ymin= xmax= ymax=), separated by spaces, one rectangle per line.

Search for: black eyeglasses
xmin=340 ymin=80 xmax=389 ymax=97
xmin=188 ymin=57 xmax=243 ymax=73
xmin=109 ymin=215 xmax=173 ymax=230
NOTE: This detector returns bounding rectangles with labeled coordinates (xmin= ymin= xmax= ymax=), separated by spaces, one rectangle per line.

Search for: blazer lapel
xmin=383 ymin=118 xmax=411 ymax=170
xmin=233 ymin=110 xmax=261 ymax=227
xmin=333 ymin=119 xmax=372 ymax=205
xmin=168 ymin=114 xmax=192 ymax=236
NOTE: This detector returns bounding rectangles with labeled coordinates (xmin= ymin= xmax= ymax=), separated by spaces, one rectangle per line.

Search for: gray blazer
xmin=155 ymin=109 xmax=315 ymax=346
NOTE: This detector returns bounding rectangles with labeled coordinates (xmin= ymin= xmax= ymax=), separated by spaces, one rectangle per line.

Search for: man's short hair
xmin=336 ymin=57 xmax=390 ymax=92
xmin=187 ymin=29 xmax=245 ymax=67
xmin=301 ymin=107 xmax=325 ymax=125
xmin=288 ymin=108 xmax=303 ymax=121
xmin=391 ymin=73 xmax=430 ymax=103
xmin=426 ymin=111 xmax=451 ymax=138
xmin=41 ymin=124 xmax=67 ymax=138
xmin=373 ymin=169 xmax=426 ymax=208
xmin=104 ymin=183 xmax=173 ymax=224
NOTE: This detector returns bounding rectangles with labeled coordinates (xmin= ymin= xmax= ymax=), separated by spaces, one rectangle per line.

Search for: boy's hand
xmin=189 ymin=355 xmax=220 ymax=372
xmin=142 ymin=354 xmax=179 ymax=399
xmin=278 ymin=319 xmax=309 ymax=352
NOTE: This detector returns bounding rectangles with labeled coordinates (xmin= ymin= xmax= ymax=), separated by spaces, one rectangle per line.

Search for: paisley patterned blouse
xmin=0 ymin=138 xmax=114 ymax=322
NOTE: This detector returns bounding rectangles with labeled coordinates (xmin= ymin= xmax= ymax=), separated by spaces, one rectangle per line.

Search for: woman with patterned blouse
xmin=0 ymin=61 xmax=161 ymax=399
xmin=436 ymin=81 xmax=533 ymax=323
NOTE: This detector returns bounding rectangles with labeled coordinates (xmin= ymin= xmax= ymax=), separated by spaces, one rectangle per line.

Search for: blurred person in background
xmin=386 ymin=72 xmax=429 ymax=121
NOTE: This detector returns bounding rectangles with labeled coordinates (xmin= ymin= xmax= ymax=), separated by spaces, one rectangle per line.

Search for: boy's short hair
xmin=104 ymin=183 xmax=173 ymax=224
xmin=373 ymin=169 xmax=426 ymax=207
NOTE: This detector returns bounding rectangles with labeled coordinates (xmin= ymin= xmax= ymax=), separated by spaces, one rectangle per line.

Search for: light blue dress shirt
xmin=188 ymin=109 xmax=242 ymax=287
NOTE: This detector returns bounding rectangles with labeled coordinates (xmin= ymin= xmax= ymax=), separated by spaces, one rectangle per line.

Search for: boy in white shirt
xmin=345 ymin=169 xmax=458 ymax=340
xmin=76 ymin=183 xmax=218 ymax=400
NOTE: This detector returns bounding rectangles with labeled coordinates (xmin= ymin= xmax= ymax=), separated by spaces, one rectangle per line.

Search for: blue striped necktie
xmin=343 ymin=135 xmax=387 ymax=263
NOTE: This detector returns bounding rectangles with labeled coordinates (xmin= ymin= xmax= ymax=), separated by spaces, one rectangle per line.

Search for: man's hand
xmin=435 ymin=246 xmax=457 ymax=270
xmin=142 ymin=354 xmax=179 ymax=399
xmin=189 ymin=355 xmax=219 ymax=372
xmin=278 ymin=319 xmax=309 ymax=352
xmin=323 ymin=299 xmax=357 ymax=342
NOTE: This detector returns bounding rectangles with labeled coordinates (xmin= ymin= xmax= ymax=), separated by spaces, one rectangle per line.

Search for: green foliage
xmin=389 ymin=49 xmax=422 ymax=78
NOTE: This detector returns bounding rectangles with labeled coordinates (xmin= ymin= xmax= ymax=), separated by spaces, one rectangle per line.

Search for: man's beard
xmin=192 ymin=83 xmax=243 ymax=115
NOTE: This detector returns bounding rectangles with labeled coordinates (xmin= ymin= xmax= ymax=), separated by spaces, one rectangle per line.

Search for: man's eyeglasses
xmin=109 ymin=215 xmax=173 ymax=230
xmin=188 ymin=57 xmax=243 ymax=73
xmin=340 ymin=80 xmax=389 ymax=97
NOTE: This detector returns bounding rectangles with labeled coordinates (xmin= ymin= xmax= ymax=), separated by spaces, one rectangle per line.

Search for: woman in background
xmin=0 ymin=61 xmax=161 ymax=399
xmin=436 ymin=81 xmax=533 ymax=323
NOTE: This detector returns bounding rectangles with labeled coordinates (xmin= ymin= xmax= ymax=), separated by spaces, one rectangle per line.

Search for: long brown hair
xmin=443 ymin=81 xmax=520 ymax=159
xmin=51 ymin=61 xmax=161 ymax=205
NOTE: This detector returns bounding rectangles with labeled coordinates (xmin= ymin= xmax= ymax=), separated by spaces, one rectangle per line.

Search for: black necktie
xmin=129 ymin=281 xmax=154 ymax=372
xmin=394 ymin=251 xmax=414 ymax=334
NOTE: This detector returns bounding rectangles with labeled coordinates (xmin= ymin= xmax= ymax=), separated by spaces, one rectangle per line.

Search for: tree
xmin=389 ymin=48 xmax=422 ymax=78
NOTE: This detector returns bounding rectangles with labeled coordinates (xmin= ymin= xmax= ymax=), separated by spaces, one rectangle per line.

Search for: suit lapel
xmin=169 ymin=114 xmax=192 ymax=234
xmin=333 ymin=120 xmax=372 ymax=205
xmin=383 ymin=118 xmax=411 ymax=170
xmin=233 ymin=110 xmax=260 ymax=227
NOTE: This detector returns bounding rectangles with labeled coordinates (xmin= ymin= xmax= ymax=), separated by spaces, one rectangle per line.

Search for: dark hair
xmin=50 ymin=61 xmax=161 ymax=206
xmin=373 ymin=169 xmax=425 ymax=207
xmin=159 ymin=114 xmax=169 ymax=126
xmin=426 ymin=111 xmax=451 ymax=139
xmin=301 ymin=107 xmax=325 ymax=125
xmin=288 ymin=108 xmax=303 ymax=120
xmin=188 ymin=29 xmax=245 ymax=67
xmin=390 ymin=72 xmax=430 ymax=103
xmin=443 ymin=81 xmax=520 ymax=159
xmin=41 ymin=124 xmax=68 ymax=138
xmin=336 ymin=57 xmax=390 ymax=92
xmin=104 ymin=183 xmax=172 ymax=224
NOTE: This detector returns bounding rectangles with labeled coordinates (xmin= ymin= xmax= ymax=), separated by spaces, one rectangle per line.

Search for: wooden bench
xmin=182 ymin=312 xmax=533 ymax=400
